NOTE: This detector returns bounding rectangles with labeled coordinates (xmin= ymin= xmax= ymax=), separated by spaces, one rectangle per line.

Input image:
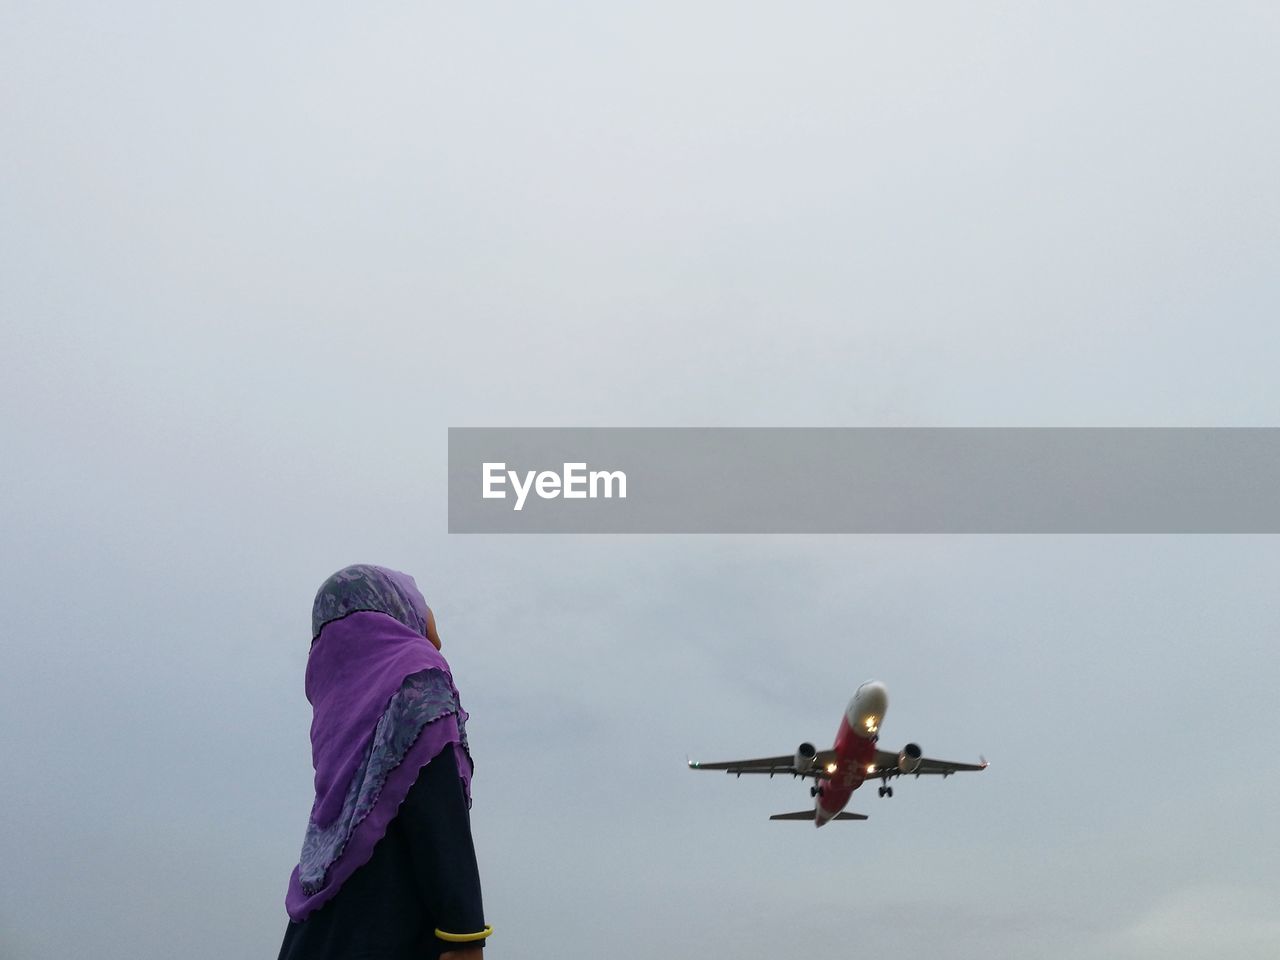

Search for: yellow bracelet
xmin=435 ymin=925 xmax=493 ymax=943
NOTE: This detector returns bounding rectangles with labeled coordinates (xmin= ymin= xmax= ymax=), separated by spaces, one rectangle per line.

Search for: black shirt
xmin=278 ymin=748 xmax=486 ymax=960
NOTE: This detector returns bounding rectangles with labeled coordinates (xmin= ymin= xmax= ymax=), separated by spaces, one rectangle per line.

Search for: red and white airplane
xmin=688 ymin=681 xmax=987 ymax=826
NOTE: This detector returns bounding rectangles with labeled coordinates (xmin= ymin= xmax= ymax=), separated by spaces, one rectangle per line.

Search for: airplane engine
xmin=898 ymin=743 xmax=923 ymax=774
xmin=794 ymin=742 xmax=817 ymax=773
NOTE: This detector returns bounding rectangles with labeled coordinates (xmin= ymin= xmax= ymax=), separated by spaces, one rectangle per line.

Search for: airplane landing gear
xmin=878 ymin=784 xmax=894 ymax=798
xmin=810 ymin=785 xmax=825 ymax=797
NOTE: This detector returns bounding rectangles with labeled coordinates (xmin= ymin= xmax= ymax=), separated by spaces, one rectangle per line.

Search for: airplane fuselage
xmin=814 ymin=680 xmax=888 ymax=826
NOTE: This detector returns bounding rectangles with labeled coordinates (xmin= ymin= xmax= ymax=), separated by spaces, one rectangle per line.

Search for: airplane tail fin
xmin=769 ymin=810 xmax=868 ymax=821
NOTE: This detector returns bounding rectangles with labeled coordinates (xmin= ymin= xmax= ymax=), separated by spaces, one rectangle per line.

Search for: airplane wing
xmin=688 ymin=749 xmax=837 ymax=780
xmin=869 ymin=748 xmax=988 ymax=778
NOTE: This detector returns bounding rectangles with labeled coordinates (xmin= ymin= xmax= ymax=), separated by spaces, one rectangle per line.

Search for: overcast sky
xmin=3 ymin=3 xmax=1279 ymax=959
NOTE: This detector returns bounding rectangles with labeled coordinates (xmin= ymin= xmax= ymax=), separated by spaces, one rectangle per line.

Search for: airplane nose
xmin=849 ymin=681 xmax=889 ymax=736
xmin=860 ymin=682 xmax=888 ymax=712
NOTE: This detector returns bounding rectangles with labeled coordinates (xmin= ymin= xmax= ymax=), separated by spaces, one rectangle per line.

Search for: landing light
xmin=864 ymin=717 xmax=878 ymax=732
xmin=866 ymin=764 xmax=876 ymax=774
xmin=826 ymin=762 xmax=838 ymax=774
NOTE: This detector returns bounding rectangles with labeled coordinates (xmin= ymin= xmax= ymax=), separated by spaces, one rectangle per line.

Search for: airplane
xmin=688 ymin=680 xmax=987 ymax=827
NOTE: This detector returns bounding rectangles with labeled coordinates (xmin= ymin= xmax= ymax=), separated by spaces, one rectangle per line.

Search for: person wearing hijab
xmin=278 ymin=564 xmax=490 ymax=960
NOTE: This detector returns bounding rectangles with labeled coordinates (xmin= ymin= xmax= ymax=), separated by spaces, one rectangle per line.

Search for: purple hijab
xmin=285 ymin=564 xmax=472 ymax=921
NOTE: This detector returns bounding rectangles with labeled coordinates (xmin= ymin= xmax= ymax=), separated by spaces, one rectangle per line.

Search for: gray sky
xmin=3 ymin=3 xmax=1279 ymax=958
